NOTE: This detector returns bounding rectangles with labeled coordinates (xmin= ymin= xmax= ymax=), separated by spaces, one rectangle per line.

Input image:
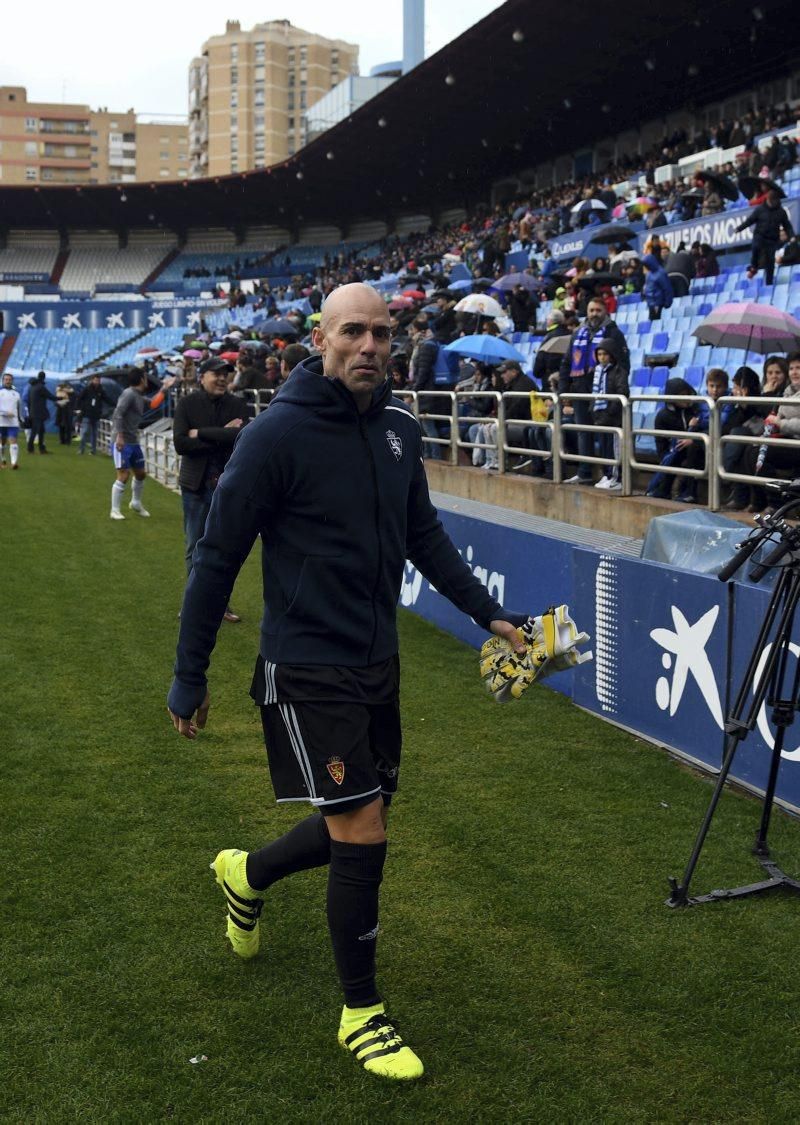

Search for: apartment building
xmin=189 ymin=19 xmax=359 ymax=177
xmin=0 ymin=87 xmax=189 ymax=185
xmin=92 ymin=109 xmax=189 ymax=183
xmin=0 ymin=86 xmax=91 ymax=185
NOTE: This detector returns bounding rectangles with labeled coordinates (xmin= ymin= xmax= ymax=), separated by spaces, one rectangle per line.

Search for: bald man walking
xmin=168 ymin=283 xmax=529 ymax=1081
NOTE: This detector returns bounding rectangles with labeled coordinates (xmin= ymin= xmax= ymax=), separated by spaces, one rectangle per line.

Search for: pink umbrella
xmin=692 ymin=303 xmax=800 ymax=355
xmin=627 ymin=196 xmax=657 ymax=217
xmin=136 ymin=346 xmax=162 ymax=355
xmin=612 ymin=202 xmax=627 ymax=220
xmin=183 ymin=348 xmax=204 ymax=359
xmin=388 ymin=297 xmax=414 ymax=311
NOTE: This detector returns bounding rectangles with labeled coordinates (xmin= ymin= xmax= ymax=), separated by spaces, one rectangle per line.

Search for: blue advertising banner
xmin=548 ymin=200 xmax=800 ymax=261
xmin=0 ymin=297 xmax=225 ymax=332
xmin=638 ymin=199 xmax=800 ymax=256
xmin=404 ymin=508 xmax=800 ymax=811
xmin=402 ymin=508 xmax=574 ymax=687
xmin=0 ymin=271 xmax=50 ymax=283
xmin=725 ymin=580 xmax=800 ymax=798
xmin=571 ymin=550 xmax=729 ymax=772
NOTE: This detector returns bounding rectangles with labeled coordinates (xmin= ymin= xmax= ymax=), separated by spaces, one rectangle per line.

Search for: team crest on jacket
xmin=386 ymin=429 xmax=403 ymax=461
xmin=326 ymin=756 xmax=345 ymax=785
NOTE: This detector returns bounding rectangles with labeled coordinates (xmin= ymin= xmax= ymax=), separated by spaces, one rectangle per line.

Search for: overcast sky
xmin=3 ymin=1 xmax=505 ymax=119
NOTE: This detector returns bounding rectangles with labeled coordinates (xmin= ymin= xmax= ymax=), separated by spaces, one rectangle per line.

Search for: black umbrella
xmin=681 ymin=188 xmax=705 ymax=200
xmin=252 ymin=317 xmax=299 ymax=335
xmin=577 ymin=272 xmax=618 ymax=290
xmin=737 ymin=175 xmax=786 ymax=201
xmin=696 ymin=170 xmax=739 ymax=202
xmin=585 ymin=222 xmax=638 ymax=245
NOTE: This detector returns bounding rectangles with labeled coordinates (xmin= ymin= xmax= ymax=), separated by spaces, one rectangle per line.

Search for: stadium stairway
xmin=141 ymin=247 xmax=181 ymax=293
xmin=0 ymin=333 xmax=17 ymax=373
xmin=50 ymin=249 xmax=69 ymax=287
xmin=76 ymin=326 xmax=152 ymax=373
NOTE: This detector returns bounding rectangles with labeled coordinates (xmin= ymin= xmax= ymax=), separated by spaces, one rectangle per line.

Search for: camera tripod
xmin=667 ymin=487 xmax=800 ymax=907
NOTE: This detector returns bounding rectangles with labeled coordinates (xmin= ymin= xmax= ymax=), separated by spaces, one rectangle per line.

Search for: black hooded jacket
xmin=168 ymin=356 xmax=521 ymax=718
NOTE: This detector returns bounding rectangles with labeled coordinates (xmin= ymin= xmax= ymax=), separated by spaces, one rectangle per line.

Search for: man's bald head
xmin=318 ymin=282 xmax=389 ymax=332
xmin=312 ymin=283 xmax=392 ymax=411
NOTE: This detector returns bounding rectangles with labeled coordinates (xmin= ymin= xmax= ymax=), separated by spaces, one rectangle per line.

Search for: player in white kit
xmin=0 ymin=373 xmax=22 ymax=470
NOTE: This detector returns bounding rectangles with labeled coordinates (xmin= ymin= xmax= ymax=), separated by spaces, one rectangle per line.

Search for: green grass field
xmin=3 ymin=449 xmax=800 ymax=1123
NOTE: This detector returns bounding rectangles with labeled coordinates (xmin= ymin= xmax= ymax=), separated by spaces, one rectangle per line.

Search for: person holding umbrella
xmin=736 ymin=188 xmax=795 ymax=285
xmin=507 ymin=283 xmax=536 ymax=333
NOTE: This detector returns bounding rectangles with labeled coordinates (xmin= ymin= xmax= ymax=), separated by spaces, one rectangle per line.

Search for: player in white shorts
xmin=0 ymin=373 xmax=22 ymax=470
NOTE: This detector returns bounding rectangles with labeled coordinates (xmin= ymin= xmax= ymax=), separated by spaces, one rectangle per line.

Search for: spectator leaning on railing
xmin=723 ymin=365 xmax=765 ymax=511
xmin=646 ymin=377 xmax=700 ymax=503
xmin=558 ymin=298 xmax=630 ymax=485
xmin=590 ymin=338 xmax=629 ymax=492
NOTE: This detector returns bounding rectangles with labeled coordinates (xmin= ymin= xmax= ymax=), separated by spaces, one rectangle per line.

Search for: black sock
xmin=327 ymin=839 xmax=387 ymax=1009
xmin=245 ymin=813 xmax=331 ymax=890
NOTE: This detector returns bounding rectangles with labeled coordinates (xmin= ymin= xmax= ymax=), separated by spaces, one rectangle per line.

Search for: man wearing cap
xmin=172 ymin=358 xmax=248 ymax=622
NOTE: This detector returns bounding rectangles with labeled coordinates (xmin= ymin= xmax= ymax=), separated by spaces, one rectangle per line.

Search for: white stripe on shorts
xmin=279 ymin=703 xmax=317 ymax=800
xmin=263 ymin=660 xmax=277 ymax=704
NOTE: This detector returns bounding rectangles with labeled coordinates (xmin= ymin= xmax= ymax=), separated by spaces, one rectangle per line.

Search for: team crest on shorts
xmin=386 ymin=429 xmax=403 ymax=461
xmin=326 ymin=756 xmax=345 ymax=785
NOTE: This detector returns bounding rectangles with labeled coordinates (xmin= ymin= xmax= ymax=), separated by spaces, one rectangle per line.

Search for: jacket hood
xmin=273 ymin=354 xmax=392 ymax=417
xmin=665 ymin=377 xmax=694 ymax=397
xmin=594 ymin=336 xmax=619 ymax=361
xmin=642 ymin=253 xmax=663 ymax=272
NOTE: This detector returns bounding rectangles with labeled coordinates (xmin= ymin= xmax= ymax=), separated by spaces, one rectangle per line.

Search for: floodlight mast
xmin=667 ymin=487 xmax=800 ymax=908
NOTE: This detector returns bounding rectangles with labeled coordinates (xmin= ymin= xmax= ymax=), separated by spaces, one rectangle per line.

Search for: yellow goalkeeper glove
xmin=479 ymin=605 xmax=592 ymax=703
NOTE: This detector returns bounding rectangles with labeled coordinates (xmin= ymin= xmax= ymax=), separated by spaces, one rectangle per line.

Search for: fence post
xmin=496 ymin=397 xmax=506 ymax=474
xmin=708 ymin=400 xmax=720 ymax=511
xmin=621 ymin=395 xmax=632 ymax=496
xmin=552 ymin=396 xmax=563 ymax=484
xmin=445 ymin=392 xmax=455 ymax=466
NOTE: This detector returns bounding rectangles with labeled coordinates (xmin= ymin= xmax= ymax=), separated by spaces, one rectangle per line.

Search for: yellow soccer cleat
xmin=210 ymin=849 xmax=264 ymax=959
xmin=338 ymin=1004 xmax=424 ymax=1081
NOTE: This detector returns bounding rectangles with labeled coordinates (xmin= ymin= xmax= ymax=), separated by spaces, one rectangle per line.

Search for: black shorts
xmin=251 ymin=657 xmax=401 ymax=816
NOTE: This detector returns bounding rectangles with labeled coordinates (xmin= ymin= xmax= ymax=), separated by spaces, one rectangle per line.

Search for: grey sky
xmin=3 ymin=1 xmax=504 ymax=119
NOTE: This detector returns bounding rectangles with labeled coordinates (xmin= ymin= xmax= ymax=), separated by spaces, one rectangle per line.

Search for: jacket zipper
xmin=359 ymin=415 xmax=382 ymax=664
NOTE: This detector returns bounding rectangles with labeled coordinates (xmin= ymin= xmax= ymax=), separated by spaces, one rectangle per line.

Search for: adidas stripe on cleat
xmin=338 ymin=1005 xmax=424 ymax=1081
xmin=210 ymin=849 xmax=264 ymax=959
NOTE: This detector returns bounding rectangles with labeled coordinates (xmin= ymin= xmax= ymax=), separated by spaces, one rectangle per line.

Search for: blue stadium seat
xmin=652 ymin=332 xmax=669 ymax=352
xmin=684 ymin=366 xmax=705 ymax=390
xmin=649 ymin=367 xmax=670 ymax=389
xmin=631 ymin=367 xmax=650 ymax=388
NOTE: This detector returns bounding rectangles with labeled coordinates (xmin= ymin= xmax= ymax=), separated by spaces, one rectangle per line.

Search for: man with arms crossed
xmin=168 ymin=284 xmax=537 ymax=1082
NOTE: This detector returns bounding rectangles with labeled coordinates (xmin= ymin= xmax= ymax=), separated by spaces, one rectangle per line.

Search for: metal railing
xmin=414 ymin=389 xmax=800 ymax=509
xmin=100 ymin=387 xmax=800 ymax=512
xmin=558 ymin=392 xmax=631 ymax=494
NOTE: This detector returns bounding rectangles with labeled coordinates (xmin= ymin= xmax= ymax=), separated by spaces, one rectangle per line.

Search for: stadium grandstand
xmin=0 ymin=0 xmax=799 ymax=521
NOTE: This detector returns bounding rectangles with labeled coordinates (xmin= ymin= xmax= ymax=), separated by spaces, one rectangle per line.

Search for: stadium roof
xmin=0 ymin=0 xmax=796 ymax=233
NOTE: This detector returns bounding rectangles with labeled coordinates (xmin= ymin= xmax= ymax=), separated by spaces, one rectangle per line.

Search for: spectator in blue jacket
xmin=642 ymin=253 xmax=674 ymax=321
